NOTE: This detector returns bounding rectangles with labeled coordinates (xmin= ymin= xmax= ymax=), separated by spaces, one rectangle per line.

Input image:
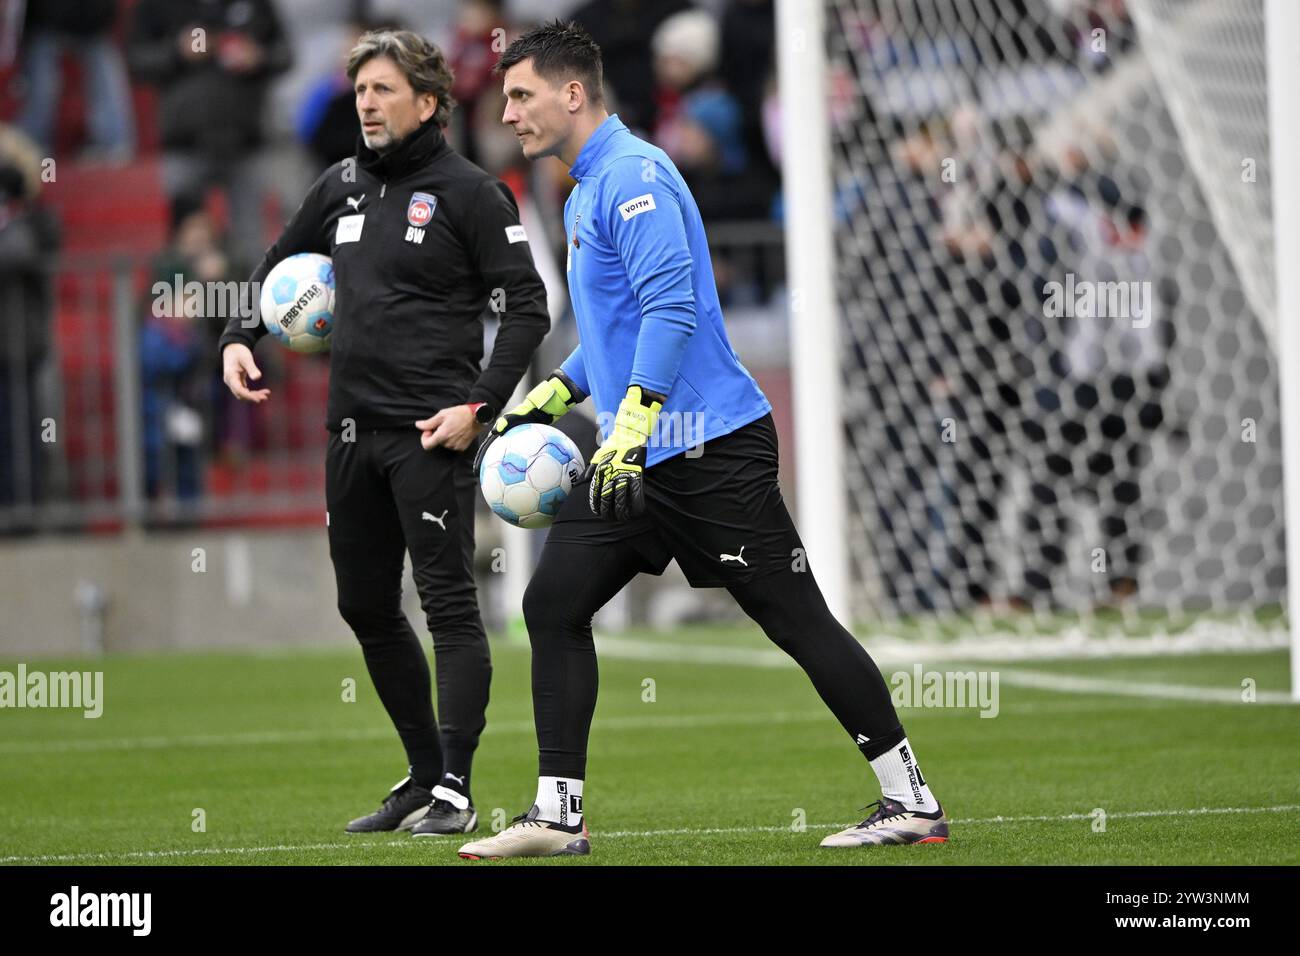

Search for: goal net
xmin=819 ymin=0 xmax=1286 ymax=644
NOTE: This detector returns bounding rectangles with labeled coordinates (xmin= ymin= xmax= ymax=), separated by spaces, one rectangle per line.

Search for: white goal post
xmin=777 ymin=0 xmax=850 ymax=622
xmin=1265 ymin=0 xmax=1300 ymax=700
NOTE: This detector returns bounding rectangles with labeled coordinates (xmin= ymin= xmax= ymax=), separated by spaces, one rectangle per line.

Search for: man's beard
xmin=364 ymin=121 xmax=408 ymax=155
xmin=362 ymin=123 xmax=396 ymax=154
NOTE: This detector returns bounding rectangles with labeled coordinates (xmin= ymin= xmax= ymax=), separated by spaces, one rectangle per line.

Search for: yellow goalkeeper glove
xmin=474 ymin=370 xmax=586 ymax=474
xmin=587 ymin=385 xmax=664 ymax=521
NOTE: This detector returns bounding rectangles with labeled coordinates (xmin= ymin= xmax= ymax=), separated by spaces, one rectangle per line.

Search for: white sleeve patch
xmin=335 ymin=214 xmax=365 ymax=244
xmin=618 ymin=193 xmax=657 ymax=221
xmin=505 ymin=224 xmax=528 ymax=243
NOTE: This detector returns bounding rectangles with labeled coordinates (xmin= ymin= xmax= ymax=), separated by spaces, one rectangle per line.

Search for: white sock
xmin=430 ymin=785 xmax=469 ymax=810
xmin=869 ymin=738 xmax=940 ymax=813
xmin=535 ymin=776 xmax=584 ymax=829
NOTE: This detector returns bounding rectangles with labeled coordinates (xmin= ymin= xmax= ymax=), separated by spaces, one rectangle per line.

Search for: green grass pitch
xmin=2 ymin=626 xmax=1297 ymax=865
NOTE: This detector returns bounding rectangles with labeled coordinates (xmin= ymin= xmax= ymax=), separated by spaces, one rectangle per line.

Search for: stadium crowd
xmin=833 ymin=0 xmax=1180 ymax=613
xmin=0 ymin=0 xmax=1180 ymax=615
xmin=0 ymin=0 xmax=782 ymax=527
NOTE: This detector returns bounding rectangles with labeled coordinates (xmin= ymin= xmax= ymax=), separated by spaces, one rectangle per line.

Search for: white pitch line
xmin=0 ymin=842 xmax=421 ymax=865
xmin=0 ymin=726 xmax=398 ymax=755
xmin=2 ymin=678 xmax=1284 ymax=757
xmin=995 ymin=668 xmax=1296 ymax=704
xmin=858 ymin=622 xmax=1291 ymax=662
xmin=3 ymin=804 xmax=1297 ymax=865
xmin=0 ymin=712 xmax=828 ymax=755
xmin=0 ymin=695 xmax=1209 ymax=756
xmin=596 ymin=637 xmax=1297 ymax=705
xmin=596 ymin=622 xmax=1290 ymax=667
xmin=599 ymin=803 xmax=1300 ymax=837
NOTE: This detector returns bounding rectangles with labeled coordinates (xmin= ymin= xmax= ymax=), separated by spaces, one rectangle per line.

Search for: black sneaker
xmin=344 ymin=777 xmax=435 ymax=833
xmin=411 ymin=785 xmax=478 ymax=836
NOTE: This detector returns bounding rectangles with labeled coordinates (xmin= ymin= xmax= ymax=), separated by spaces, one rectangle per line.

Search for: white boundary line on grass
xmin=0 ymin=693 xmax=1244 ymax=756
xmin=599 ymin=803 xmax=1300 ymax=837
xmin=861 ymin=623 xmax=1290 ymax=662
xmin=2 ymin=632 xmax=1288 ymax=755
xmin=0 ymin=712 xmax=833 ymax=755
xmin=992 ymin=668 xmax=1296 ymax=704
xmin=594 ymin=636 xmax=1298 ymax=704
xmin=596 ymin=618 xmax=1290 ymax=665
xmin=3 ymin=803 xmax=1297 ymax=865
xmin=2 ymin=649 xmax=1289 ymax=756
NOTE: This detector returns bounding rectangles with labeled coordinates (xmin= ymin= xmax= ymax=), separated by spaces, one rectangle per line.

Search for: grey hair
xmin=346 ymin=30 xmax=457 ymax=127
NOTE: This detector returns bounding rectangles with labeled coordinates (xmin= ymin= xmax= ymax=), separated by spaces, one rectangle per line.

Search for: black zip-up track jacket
xmin=218 ymin=117 xmax=549 ymax=431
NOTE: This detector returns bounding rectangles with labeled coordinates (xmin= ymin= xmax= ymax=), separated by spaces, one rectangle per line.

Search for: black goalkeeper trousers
xmin=326 ymin=428 xmax=491 ymax=790
xmin=523 ymin=539 xmax=906 ymax=780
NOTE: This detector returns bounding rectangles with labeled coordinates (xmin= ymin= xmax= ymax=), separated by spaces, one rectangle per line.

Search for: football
xmin=259 ymin=253 xmax=335 ymax=353
xmin=479 ymin=423 xmax=585 ymax=528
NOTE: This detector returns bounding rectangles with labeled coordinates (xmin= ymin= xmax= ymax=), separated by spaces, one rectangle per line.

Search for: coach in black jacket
xmin=218 ymin=31 xmax=549 ymax=836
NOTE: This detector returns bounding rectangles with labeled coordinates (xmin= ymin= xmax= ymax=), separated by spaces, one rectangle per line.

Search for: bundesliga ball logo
xmin=259 ymin=253 xmax=335 ymax=354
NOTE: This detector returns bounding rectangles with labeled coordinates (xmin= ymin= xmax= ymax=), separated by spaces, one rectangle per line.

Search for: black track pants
xmin=326 ymin=428 xmax=490 ymax=788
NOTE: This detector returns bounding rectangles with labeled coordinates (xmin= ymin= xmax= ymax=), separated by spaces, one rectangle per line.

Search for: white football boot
xmin=458 ymin=805 xmax=591 ymax=860
xmin=820 ymin=797 xmax=950 ymax=847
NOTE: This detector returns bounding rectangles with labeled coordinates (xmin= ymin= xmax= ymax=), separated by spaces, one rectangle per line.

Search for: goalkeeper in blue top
xmin=459 ymin=20 xmax=947 ymax=859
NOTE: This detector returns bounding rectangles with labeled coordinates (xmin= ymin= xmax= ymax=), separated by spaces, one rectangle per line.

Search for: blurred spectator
xmin=141 ymin=195 xmax=229 ymax=507
xmin=1024 ymin=172 xmax=1171 ymax=606
xmin=140 ymin=312 xmax=204 ymax=508
xmin=16 ymin=0 xmax=136 ymax=162
xmin=719 ymin=0 xmax=773 ymax=124
xmin=447 ymin=0 xmax=507 ymax=166
xmin=570 ymin=0 xmax=692 ymax=136
xmin=760 ymin=69 xmax=780 ymax=176
xmin=719 ymin=0 xmax=776 ymax=182
xmin=938 ymin=117 xmax=1054 ymax=611
xmin=0 ymin=124 xmax=59 ymax=524
xmin=128 ymin=0 xmax=293 ymax=268
xmin=650 ymin=9 xmax=771 ymax=221
xmin=151 ymin=193 xmax=243 ymax=357
xmin=297 ymin=14 xmax=424 ymax=173
xmin=297 ymin=17 xmax=372 ymax=171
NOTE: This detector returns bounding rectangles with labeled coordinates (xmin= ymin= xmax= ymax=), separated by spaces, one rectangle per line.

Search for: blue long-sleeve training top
xmin=558 ymin=114 xmax=771 ymax=467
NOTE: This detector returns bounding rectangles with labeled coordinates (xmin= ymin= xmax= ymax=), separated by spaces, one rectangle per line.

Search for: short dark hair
xmin=494 ymin=19 xmax=604 ymax=105
xmin=347 ymin=30 xmax=456 ymax=127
